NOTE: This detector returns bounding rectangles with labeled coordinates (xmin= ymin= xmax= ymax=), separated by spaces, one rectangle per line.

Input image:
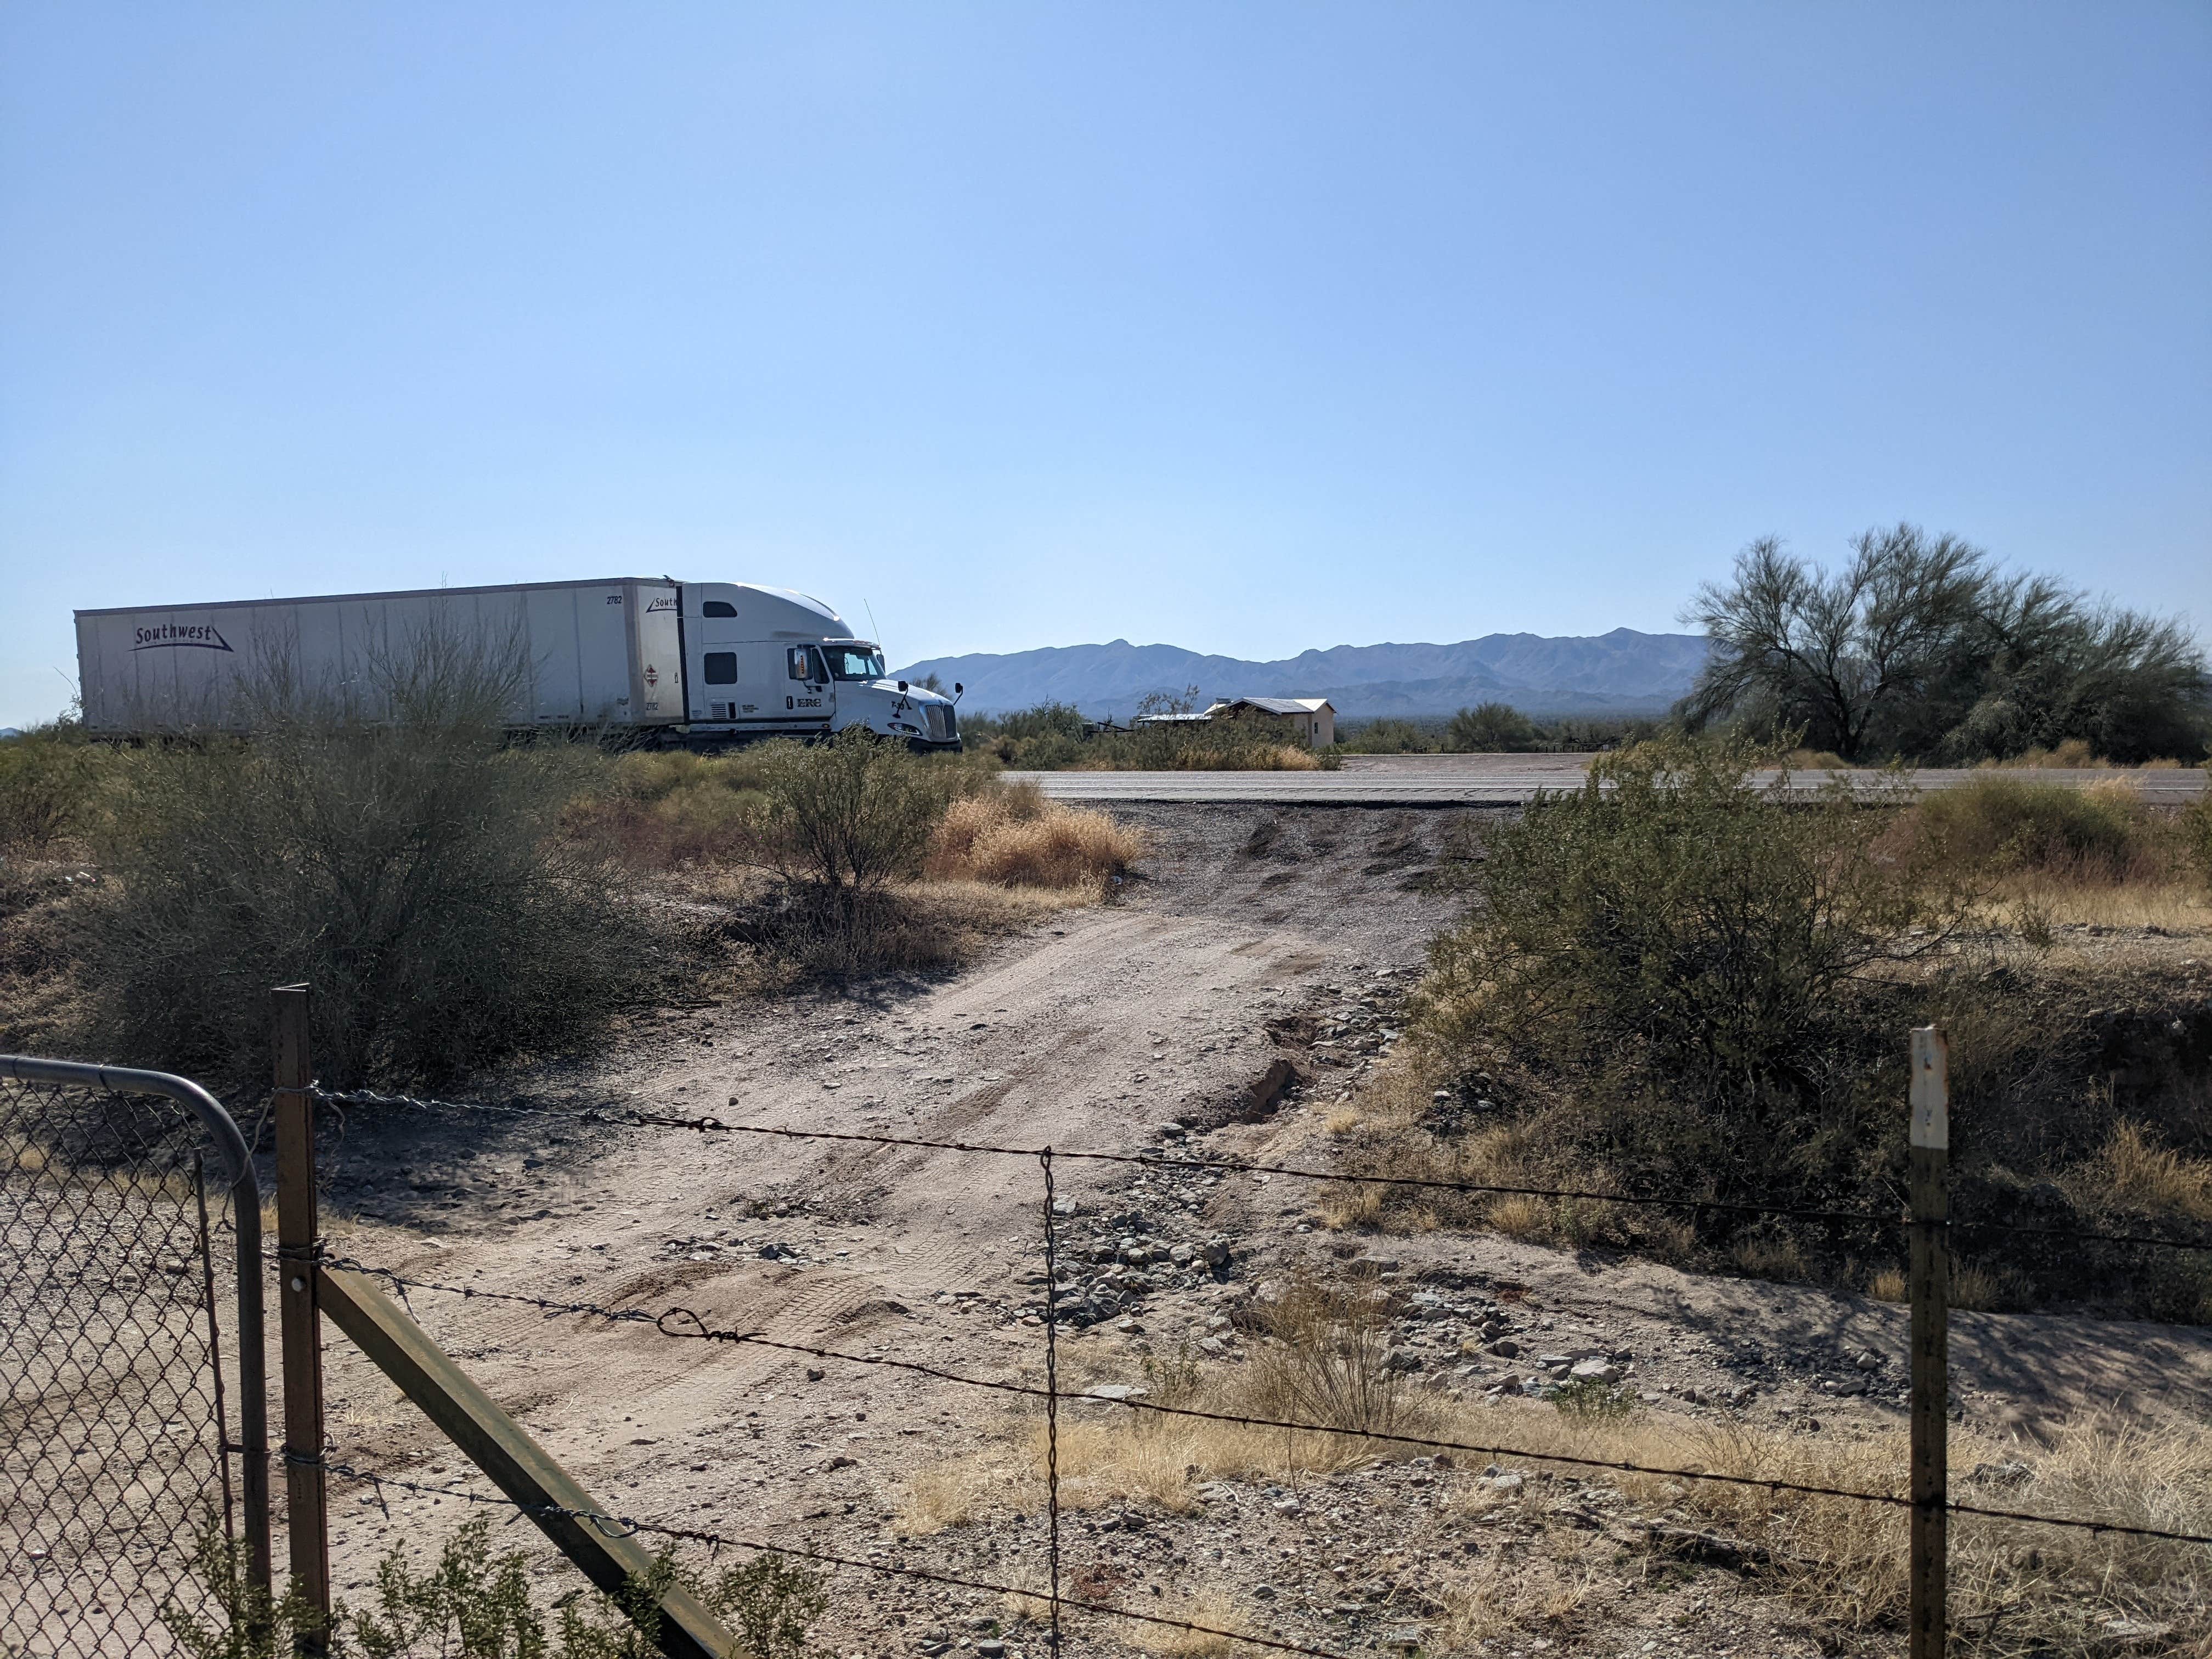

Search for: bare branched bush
xmin=75 ymin=629 xmax=670 ymax=1086
xmin=0 ymin=729 xmax=100 ymax=854
xmin=747 ymin=729 xmax=956 ymax=895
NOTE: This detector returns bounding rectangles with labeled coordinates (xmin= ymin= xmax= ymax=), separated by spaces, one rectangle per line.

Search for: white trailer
xmin=75 ymin=577 xmax=962 ymax=750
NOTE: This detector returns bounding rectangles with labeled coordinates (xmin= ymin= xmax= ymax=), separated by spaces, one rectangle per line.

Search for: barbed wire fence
xmin=279 ymin=1070 xmax=2212 ymax=1658
xmin=0 ymin=1057 xmax=269 ymax=1659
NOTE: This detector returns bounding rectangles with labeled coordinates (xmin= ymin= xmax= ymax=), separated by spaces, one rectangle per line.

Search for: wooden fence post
xmin=1909 ymin=1025 xmax=1949 ymax=1659
xmin=273 ymin=985 xmax=331 ymax=1649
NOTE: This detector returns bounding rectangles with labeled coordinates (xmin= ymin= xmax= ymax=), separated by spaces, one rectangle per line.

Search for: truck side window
xmin=702 ymin=601 xmax=737 ymax=617
xmin=788 ymin=647 xmax=812 ymax=681
xmin=703 ymin=652 xmax=737 ymax=685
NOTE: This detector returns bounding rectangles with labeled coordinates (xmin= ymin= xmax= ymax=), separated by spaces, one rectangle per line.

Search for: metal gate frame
xmin=0 ymin=1054 xmax=273 ymax=1606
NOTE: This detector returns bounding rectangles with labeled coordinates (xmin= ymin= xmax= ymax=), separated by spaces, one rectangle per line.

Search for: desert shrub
xmin=708 ymin=1555 xmax=828 ymax=1659
xmin=1421 ymin=734 xmax=1959 ymax=1101
xmin=1550 ymin=1376 xmax=1636 ymax=1421
xmin=1407 ymin=734 xmax=1990 ymax=1248
xmin=1445 ymin=702 xmax=1538 ymax=752
xmin=1242 ymin=1272 xmax=1414 ymax=1440
xmin=1337 ymin=718 xmax=1436 ymax=753
xmin=567 ymin=748 xmax=775 ymax=867
xmin=746 ymin=730 xmax=957 ymax=894
xmin=348 ymin=1515 xmax=540 ymax=1658
xmin=1906 ymin=775 xmax=2165 ymax=883
xmin=925 ymin=783 xmax=1143 ymax=891
xmin=2185 ymin=792 xmax=2212 ymax=889
xmin=1365 ymin=782 xmax=2212 ymax=1312
xmin=162 ymin=1510 xmax=330 ymax=1658
xmin=75 ymin=644 xmax=668 ymax=1086
xmin=0 ymin=729 xmax=101 ymax=853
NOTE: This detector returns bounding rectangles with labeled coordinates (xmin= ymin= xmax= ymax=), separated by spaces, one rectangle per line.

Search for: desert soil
xmin=305 ymin=804 xmax=2212 ymax=1659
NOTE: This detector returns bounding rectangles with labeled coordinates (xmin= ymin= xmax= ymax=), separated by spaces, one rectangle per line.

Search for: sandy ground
xmin=301 ymin=804 xmax=2212 ymax=1658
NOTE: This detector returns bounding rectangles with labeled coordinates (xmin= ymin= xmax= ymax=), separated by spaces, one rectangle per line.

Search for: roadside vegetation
xmin=961 ymin=702 xmax=1333 ymax=771
xmin=167 ymin=1510 xmax=827 ymax=1659
xmin=1683 ymin=523 xmax=2211 ymax=764
xmin=0 ymin=697 xmax=1142 ymax=1087
xmin=1323 ymin=736 xmax=2212 ymax=1322
xmin=961 ymin=699 xmax=1668 ymax=764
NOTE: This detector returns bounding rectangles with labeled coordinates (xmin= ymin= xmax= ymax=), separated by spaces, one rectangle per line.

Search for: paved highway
xmin=1008 ymin=754 xmax=2209 ymax=806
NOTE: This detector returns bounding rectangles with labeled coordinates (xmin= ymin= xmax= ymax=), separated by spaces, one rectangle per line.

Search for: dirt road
xmin=308 ymin=804 xmax=2212 ymax=1656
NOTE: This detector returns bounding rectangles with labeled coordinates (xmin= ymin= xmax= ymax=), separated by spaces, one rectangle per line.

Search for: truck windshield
xmin=822 ymin=645 xmax=887 ymax=681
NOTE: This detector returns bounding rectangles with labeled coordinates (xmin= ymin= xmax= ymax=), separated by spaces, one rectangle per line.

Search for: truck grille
xmin=926 ymin=704 xmax=953 ymax=743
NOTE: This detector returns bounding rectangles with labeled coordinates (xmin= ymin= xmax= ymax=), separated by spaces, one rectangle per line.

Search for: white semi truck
xmin=74 ymin=577 xmax=963 ymax=750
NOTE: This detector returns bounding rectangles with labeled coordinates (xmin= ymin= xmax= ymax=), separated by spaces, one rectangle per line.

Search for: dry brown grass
xmin=926 ymin=785 xmax=1146 ymax=893
xmin=899 ymin=1288 xmax=1431 ymax=1534
xmin=1136 ymin=1587 xmax=1261 ymax=1657
xmin=2069 ymin=1120 xmax=2212 ymax=1224
xmin=1437 ymin=1525 xmax=1603 ymax=1649
xmin=1426 ymin=1395 xmax=2212 ymax=1651
xmin=902 ymin=1350 xmax=2212 ymax=1653
xmin=1976 ymin=740 xmax=2196 ymax=770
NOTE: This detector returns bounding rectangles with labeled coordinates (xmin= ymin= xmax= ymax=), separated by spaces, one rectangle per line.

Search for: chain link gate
xmin=1 ymin=1056 xmax=269 ymax=1657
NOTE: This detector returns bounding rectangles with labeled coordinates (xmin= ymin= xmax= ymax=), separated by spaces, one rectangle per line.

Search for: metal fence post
xmin=1909 ymin=1025 xmax=1949 ymax=1659
xmin=273 ymin=985 xmax=331 ymax=1647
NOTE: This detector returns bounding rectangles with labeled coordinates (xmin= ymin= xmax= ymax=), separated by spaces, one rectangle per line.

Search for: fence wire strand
xmin=313 ymin=1255 xmax=2212 ymax=1548
xmin=306 ymin=1086 xmax=2212 ymax=1256
xmin=290 ymin=1454 xmax=1354 ymax=1659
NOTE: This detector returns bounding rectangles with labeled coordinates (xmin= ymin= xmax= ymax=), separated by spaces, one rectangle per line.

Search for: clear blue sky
xmin=4 ymin=2 xmax=2208 ymax=727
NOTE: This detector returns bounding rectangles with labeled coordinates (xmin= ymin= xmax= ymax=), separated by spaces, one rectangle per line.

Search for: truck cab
xmin=681 ymin=582 xmax=960 ymax=751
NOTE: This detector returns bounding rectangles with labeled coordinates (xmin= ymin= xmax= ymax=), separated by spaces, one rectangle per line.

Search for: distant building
xmin=1206 ymin=696 xmax=1336 ymax=747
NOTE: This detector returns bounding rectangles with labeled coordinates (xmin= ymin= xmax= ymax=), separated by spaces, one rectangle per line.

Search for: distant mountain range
xmin=895 ymin=629 xmax=1712 ymax=720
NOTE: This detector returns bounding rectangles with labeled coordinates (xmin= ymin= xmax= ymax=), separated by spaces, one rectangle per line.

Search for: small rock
xmin=1169 ymin=1244 xmax=1195 ymax=1266
xmin=1200 ymin=1239 xmax=1232 ymax=1266
xmin=805 ymin=1367 xmax=826 ymax=1382
xmin=1050 ymin=1197 xmax=1078 ymax=1217
xmin=1479 ymin=1472 xmax=1524 ymax=1493
xmin=1485 ymin=1338 xmax=1521 ymax=1359
xmin=976 ymin=1641 xmax=1007 ymax=1659
xmin=1251 ymin=1584 xmax=1278 ymax=1602
xmin=1569 ymin=1359 xmax=1622 ymax=1383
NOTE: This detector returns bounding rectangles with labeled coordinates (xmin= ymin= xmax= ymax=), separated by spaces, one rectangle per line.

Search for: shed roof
xmin=1216 ymin=696 xmax=1336 ymax=715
